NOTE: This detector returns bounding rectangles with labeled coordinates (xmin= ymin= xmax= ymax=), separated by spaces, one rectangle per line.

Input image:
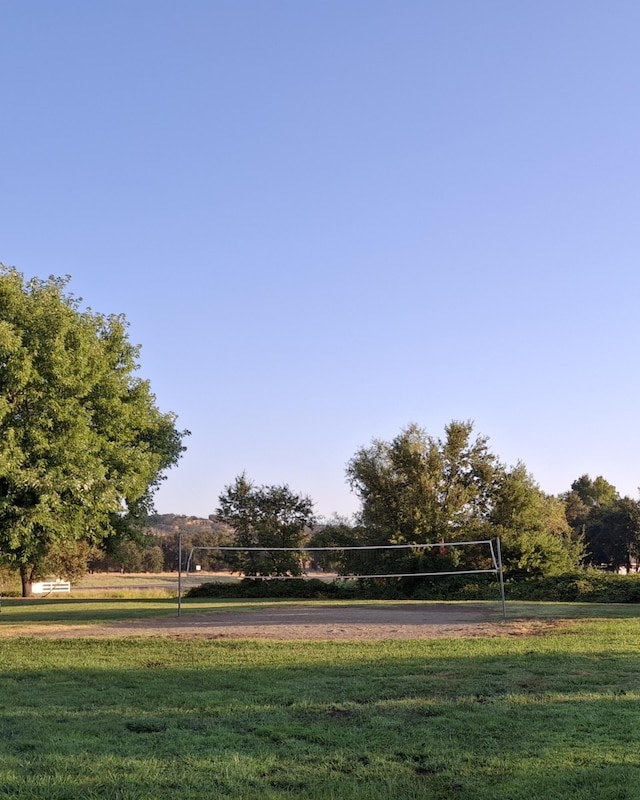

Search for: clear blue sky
xmin=2 ymin=1 xmax=640 ymax=519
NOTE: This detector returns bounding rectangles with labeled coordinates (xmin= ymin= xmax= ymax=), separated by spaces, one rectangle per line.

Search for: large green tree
xmin=216 ymin=474 xmax=315 ymax=576
xmin=343 ymin=421 xmax=502 ymax=577
xmin=345 ymin=422 xmax=583 ymax=579
xmin=0 ymin=266 xmax=187 ymax=595
xmin=564 ymin=475 xmax=640 ymax=571
xmin=346 ymin=421 xmax=501 ymax=545
xmin=490 ymin=464 xmax=583 ymax=576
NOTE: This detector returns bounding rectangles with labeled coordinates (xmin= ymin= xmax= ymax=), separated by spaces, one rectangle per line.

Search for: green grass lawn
xmin=0 ymin=596 xmax=458 ymax=626
xmin=1 ymin=601 xmax=640 ymax=799
xmin=0 ymin=570 xmax=238 ymax=599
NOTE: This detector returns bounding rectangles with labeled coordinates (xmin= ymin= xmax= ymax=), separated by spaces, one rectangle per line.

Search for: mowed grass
xmin=1 ymin=600 xmax=640 ymax=799
xmin=0 ymin=596 xmax=453 ymax=628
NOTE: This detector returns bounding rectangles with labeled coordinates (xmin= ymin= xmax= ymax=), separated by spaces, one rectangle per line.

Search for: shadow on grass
xmin=1 ymin=639 xmax=639 ymax=800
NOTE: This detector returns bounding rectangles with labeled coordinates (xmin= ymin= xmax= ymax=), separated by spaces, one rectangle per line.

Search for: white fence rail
xmin=32 ymin=580 xmax=71 ymax=595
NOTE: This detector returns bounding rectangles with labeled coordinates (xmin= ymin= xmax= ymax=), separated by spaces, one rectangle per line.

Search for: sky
xmin=2 ymin=1 xmax=640 ymax=520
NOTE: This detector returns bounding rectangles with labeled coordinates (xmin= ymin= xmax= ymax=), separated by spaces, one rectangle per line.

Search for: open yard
xmin=1 ymin=596 xmax=640 ymax=799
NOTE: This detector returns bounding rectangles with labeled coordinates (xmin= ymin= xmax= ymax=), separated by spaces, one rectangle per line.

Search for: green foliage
xmin=186 ymin=577 xmax=344 ymax=599
xmin=141 ymin=545 xmax=165 ymax=573
xmin=403 ymin=571 xmax=640 ymax=603
xmin=569 ymin=474 xmax=619 ymax=509
xmin=82 ymin=514 xmax=235 ymax=573
xmin=307 ymin=515 xmax=367 ymax=573
xmin=216 ymin=474 xmax=315 ymax=576
xmin=185 ymin=571 xmax=640 ymax=604
xmin=0 ymin=565 xmax=20 ymax=596
xmin=38 ymin=538 xmax=99 ymax=583
xmin=491 ymin=463 xmax=584 ymax=577
xmin=344 ymin=422 xmax=583 ymax=579
xmin=564 ymin=475 xmax=640 ymax=571
xmin=347 ymin=421 xmax=500 ymax=545
xmin=503 ymin=571 xmax=640 ymax=603
xmin=146 ymin=514 xmax=235 ymax=571
xmin=584 ymin=498 xmax=640 ymax=572
xmin=0 ymin=266 xmax=188 ymax=594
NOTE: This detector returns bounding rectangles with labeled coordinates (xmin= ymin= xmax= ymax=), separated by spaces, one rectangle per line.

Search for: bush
xmin=184 ymin=571 xmax=640 ymax=603
xmin=186 ymin=578 xmax=346 ymax=599
xmin=503 ymin=572 xmax=640 ymax=603
xmin=0 ymin=567 xmax=21 ymax=597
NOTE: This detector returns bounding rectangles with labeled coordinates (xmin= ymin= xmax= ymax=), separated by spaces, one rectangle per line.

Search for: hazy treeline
xmin=211 ymin=422 xmax=640 ymax=580
xmin=100 ymin=421 xmax=640 ymax=581
xmin=87 ymin=514 xmax=235 ymax=573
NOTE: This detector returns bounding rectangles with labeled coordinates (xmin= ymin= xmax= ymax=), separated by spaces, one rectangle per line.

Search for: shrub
xmin=186 ymin=578 xmax=346 ymax=599
xmin=500 ymin=572 xmax=640 ymax=603
xmin=185 ymin=571 xmax=640 ymax=603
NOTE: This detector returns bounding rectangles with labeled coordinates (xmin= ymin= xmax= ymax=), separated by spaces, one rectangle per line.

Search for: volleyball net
xmin=177 ymin=537 xmax=506 ymax=617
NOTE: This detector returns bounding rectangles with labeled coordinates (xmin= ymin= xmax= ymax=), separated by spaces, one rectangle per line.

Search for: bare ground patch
xmin=2 ymin=603 xmax=566 ymax=640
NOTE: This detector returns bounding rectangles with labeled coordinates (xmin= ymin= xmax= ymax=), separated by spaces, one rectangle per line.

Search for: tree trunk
xmin=20 ymin=565 xmax=33 ymax=598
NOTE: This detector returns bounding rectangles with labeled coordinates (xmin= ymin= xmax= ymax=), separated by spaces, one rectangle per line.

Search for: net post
xmin=178 ymin=532 xmax=182 ymax=617
xmin=495 ymin=536 xmax=506 ymax=619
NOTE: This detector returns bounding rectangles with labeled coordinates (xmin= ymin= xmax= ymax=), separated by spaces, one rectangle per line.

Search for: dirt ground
xmin=10 ymin=603 xmax=560 ymax=640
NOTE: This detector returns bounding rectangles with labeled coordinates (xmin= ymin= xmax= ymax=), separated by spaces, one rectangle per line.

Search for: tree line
xmin=214 ymin=422 xmax=640 ymax=581
xmin=76 ymin=425 xmax=640 ymax=582
xmin=83 ymin=515 xmax=234 ymax=574
xmin=1 ymin=265 xmax=638 ymax=594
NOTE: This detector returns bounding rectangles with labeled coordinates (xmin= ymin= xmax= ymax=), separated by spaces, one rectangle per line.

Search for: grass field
xmin=1 ymin=598 xmax=640 ymax=799
xmin=0 ymin=570 xmax=238 ymax=599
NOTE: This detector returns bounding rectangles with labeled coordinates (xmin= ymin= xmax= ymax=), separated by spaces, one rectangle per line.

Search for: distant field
xmin=72 ymin=570 xmax=237 ymax=594
xmin=0 ymin=570 xmax=228 ymax=599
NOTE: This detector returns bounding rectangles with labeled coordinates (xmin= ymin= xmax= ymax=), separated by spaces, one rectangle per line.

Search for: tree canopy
xmin=0 ymin=266 xmax=188 ymax=594
xmin=344 ymin=421 xmax=583 ymax=578
xmin=564 ymin=475 xmax=640 ymax=572
xmin=346 ymin=421 xmax=501 ymax=544
xmin=216 ymin=474 xmax=315 ymax=576
xmin=490 ymin=463 xmax=584 ymax=576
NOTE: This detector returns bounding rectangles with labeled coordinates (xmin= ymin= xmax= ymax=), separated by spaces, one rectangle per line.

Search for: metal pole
xmin=496 ymin=536 xmax=506 ymax=619
xmin=178 ymin=532 xmax=182 ymax=617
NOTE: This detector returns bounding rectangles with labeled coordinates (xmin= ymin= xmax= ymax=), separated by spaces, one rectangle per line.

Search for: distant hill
xmin=146 ymin=513 xmax=233 ymax=538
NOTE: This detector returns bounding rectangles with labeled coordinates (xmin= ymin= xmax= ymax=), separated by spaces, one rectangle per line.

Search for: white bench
xmin=32 ymin=580 xmax=71 ymax=594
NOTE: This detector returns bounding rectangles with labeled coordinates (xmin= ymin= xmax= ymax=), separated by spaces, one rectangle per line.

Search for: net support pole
xmin=496 ymin=536 xmax=506 ymax=619
xmin=178 ymin=532 xmax=182 ymax=617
